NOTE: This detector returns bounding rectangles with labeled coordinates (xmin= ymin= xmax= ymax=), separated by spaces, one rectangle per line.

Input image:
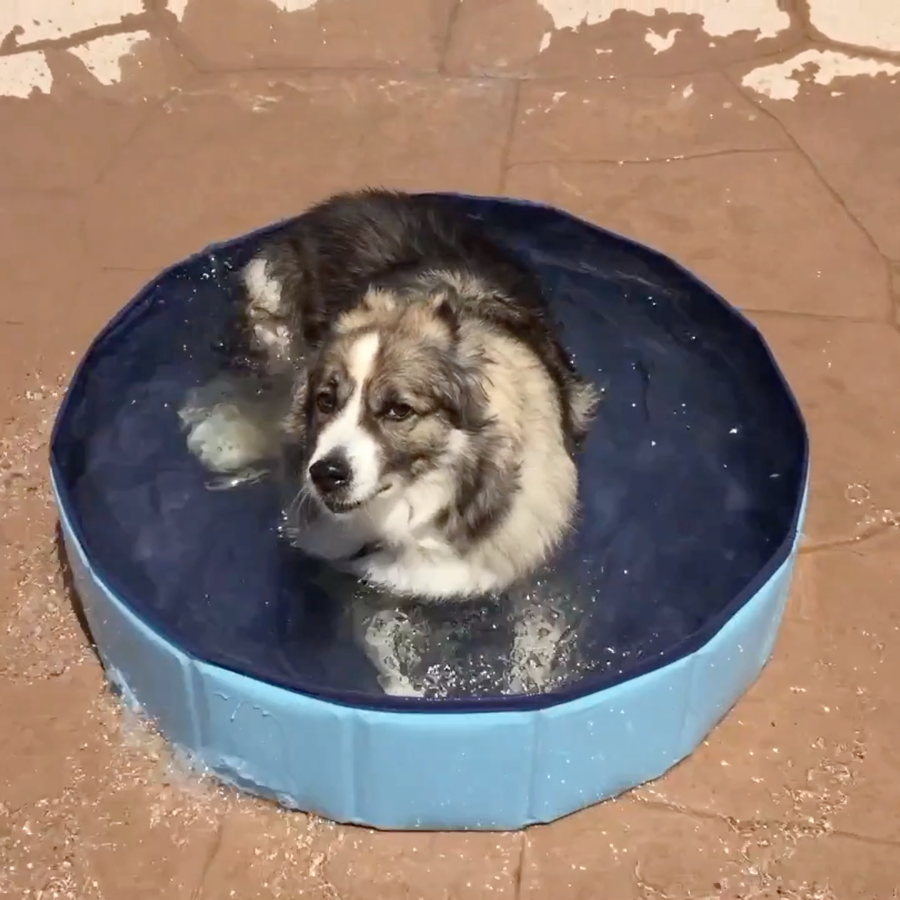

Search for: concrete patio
xmin=1 ymin=0 xmax=900 ymax=897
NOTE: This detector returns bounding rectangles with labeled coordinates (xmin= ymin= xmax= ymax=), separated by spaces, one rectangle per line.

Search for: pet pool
xmin=51 ymin=194 xmax=808 ymax=830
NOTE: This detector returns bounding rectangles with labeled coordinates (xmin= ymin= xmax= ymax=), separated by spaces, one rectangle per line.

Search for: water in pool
xmin=51 ymin=195 xmax=807 ymax=710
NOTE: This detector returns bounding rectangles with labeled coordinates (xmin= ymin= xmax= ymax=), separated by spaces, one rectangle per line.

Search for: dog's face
xmin=297 ymin=290 xmax=486 ymax=514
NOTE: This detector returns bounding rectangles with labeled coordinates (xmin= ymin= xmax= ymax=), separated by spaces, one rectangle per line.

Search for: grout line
xmin=745 ymin=307 xmax=893 ymax=325
xmin=787 ymin=0 xmax=813 ymax=35
xmin=721 ymin=66 xmax=895 ymax=325
xmin=142 ymin=0 xmax=171 ymax=16
xmin=799 ymin=524 xmax=899 ymax=556
xmin=86 ymin=81 xmax=187 ymax=187
xmin=513 ymin=831 xmax=528 ymax=900
xmin=632 ymin=795 xmax=900 ymax=849
xmin=508 ymin=147 xmax=791 ymax=168
xmin=802 ymin=35 xmax=900 ymax=65
xmin=2 ymin=10 xmax=899 ymax=66
xmin=0 ymin=15 xmax=159 ymax=56
xmin=789 ymin=0 xmax=900 ymax=65
xmin=497 ymin=79 xmax=523 ymax=196
xmin=158 ymin=62 xmax=522 ymax=81
xmin=437 ymin=0 xmax=464 ymax=75
xmin=188 ymin=815 xmax=225 ymax=900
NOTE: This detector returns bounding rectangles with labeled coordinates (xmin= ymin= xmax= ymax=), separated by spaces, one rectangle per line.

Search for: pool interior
xmin=51 ymin=196 xmax=808 ymax=711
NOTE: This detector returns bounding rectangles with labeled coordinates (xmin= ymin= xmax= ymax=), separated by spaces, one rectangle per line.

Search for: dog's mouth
xmin=318 ymin=482 xmax=393 ymax=516
xmin=323 ymin=498 xmax=364 ymax=515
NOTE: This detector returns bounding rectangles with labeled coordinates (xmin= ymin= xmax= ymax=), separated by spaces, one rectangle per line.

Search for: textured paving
xmin=1 ymin=1 xmax=900 ymax=898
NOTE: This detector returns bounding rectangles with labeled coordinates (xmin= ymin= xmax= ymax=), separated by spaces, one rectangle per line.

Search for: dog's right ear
xmin=437 ymin=357 xmax=489 ymax=433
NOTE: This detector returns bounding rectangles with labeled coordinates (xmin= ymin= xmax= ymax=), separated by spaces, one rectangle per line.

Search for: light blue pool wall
xmin=56 ymin=471 xmax=807 ymax=831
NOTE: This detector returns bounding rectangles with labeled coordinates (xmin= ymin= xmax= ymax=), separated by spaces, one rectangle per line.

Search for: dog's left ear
xmin=427 ymin=290 xmax=461 ymax=339
xmin=361 ymin=288 xmax=399 ymax=314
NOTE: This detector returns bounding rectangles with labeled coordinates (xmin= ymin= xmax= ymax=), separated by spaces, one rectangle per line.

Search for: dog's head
xmin=293 ymin=288 xmax=488 ymax=514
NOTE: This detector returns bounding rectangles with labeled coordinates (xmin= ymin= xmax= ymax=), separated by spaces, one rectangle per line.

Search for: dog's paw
xmin=507 ymin=606 xmax=568 ymax=695
xmin=287 ymin=515 xmax=378 ymax=564
xmin=363 ymin=609 xmax=426 ymax=698
xmin=181 ymin=402 xmax=270 ymax=476
xmin=242 ymin=255 xmax=285 ymax=316
xmin=242 ymin=256 xmax=293 ymax=362
xmin=377 ymin=671 xmax=426 ymax=698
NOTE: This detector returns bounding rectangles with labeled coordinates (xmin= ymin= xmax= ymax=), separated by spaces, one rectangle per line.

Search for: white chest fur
xmin=291 ymin=482 xmax=504 ymax=600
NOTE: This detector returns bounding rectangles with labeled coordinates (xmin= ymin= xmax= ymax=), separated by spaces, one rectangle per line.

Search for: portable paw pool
xmin=51 ymin=194 xmax=808 ymax=830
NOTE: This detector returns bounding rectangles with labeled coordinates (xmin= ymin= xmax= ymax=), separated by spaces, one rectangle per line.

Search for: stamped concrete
xmin=1 ymin=0 xmax=900 ymax=898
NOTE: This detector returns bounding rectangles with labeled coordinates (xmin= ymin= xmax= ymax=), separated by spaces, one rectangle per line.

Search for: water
xmin=52 ymin=196 xmax=808 ymax=707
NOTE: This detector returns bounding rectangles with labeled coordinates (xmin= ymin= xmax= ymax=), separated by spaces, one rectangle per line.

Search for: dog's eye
xmin=382 ymin=401 xmax=413 ymax=422
xmin=316 ymin=391 xmax=337 ymax=414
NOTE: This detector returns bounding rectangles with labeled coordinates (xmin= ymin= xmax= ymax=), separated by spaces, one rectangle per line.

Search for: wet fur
xmin=179 ymin=189 xmax=599 ymax=695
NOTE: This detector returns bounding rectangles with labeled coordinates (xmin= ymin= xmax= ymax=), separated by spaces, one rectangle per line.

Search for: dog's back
xmin=265 ymin=190 xmax=545 ymax=329
xmin=252 ymin=189 xmax=595 ymax=446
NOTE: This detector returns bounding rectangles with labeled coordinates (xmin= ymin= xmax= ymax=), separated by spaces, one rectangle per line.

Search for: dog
xmin=179 ymin=189 xmax=599 ymax=696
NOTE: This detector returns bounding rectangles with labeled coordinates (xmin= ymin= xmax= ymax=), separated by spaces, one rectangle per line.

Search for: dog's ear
xmin=360 ymin=288 xmax=399 ymax=314
xmin=426 ymin=289 xmax=461 ymax=340
xmin=436 ymin=357 xmax=489 ymax=432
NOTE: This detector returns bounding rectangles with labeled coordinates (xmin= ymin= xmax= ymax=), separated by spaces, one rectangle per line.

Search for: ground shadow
xmin=53 ymin=521 xmax=102 ymax=665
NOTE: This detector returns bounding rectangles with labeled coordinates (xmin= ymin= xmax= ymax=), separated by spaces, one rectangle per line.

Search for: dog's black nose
xmin=309 ymin=452 xmax=351 ymax=494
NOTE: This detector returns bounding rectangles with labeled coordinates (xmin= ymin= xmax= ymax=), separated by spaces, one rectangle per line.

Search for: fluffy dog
xmin=179 ymin=189 xmax=599 ymax=696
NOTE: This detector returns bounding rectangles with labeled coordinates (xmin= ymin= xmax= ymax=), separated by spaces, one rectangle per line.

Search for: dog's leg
xmin=351 ymin=598 xmax=427 ymax=698
xmin=179 ymin=253 xmax=302 ymax=486
xmin=241 ymin=255 xmax=294 ymax=366
xmin=179 ymin=375 xmax=282 ymax=485
xmin=507 ymin=604 xmax=568 ymax=695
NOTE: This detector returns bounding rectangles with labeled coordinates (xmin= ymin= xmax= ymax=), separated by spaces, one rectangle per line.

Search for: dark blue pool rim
xmin=50 ymin=194 xmax=810 ymax=715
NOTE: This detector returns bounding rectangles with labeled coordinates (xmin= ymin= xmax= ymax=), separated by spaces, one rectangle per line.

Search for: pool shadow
xmin=53 ymin=521 xmax=102 ymax=665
